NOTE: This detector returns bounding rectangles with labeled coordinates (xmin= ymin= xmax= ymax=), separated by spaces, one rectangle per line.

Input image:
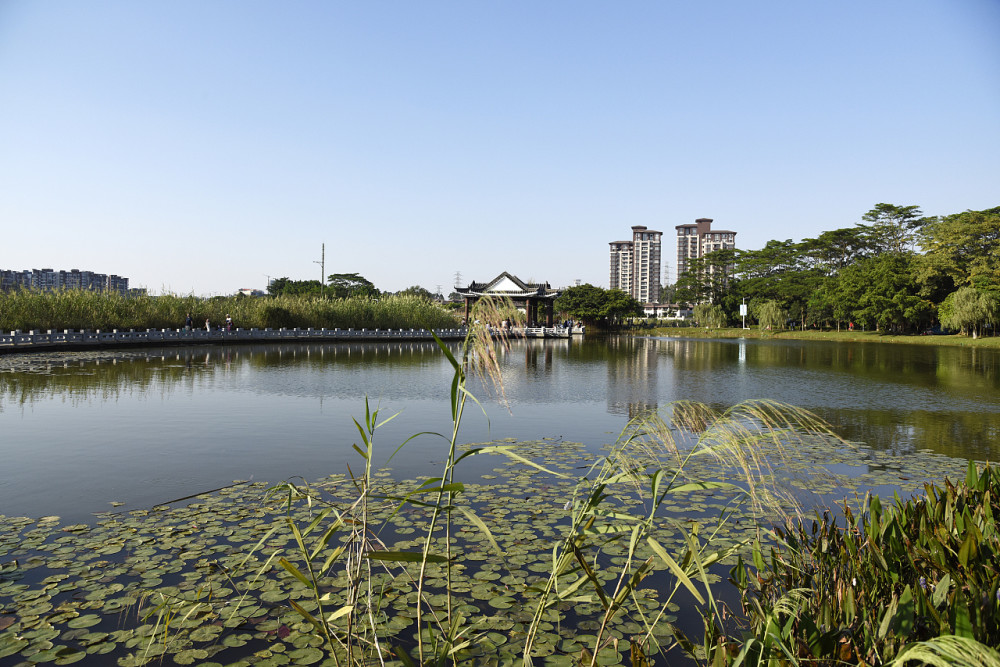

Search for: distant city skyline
xmin=1 ymin=266 xmax=136 ymax=297
xmin=1 ymin=2 xmax=997 ymax=295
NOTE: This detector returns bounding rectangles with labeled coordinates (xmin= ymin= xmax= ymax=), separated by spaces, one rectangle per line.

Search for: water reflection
xmin=1 ymin=337 xmax=998 ymax=521
xmin=646 ymin=336 xmax=1000 ymax=460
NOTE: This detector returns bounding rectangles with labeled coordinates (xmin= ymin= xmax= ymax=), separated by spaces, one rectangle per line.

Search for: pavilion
xmin=455 ymin=272 xmax=561 ymax=326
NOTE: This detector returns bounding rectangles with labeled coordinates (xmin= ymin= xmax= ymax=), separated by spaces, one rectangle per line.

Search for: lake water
xmin=2 ymin=336 xmax=999 ymax=524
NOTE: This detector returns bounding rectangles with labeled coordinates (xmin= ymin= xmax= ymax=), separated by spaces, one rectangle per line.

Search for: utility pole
xmin=453 ymin=270 xmax=462 ymax=289
xmin=313 ymin=243 xmax=325 ymax=298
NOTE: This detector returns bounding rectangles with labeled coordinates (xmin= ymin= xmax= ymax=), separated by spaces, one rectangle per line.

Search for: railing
xmin=0 ymin=327 xmax=471 ymax=352
xmin=521 ymin=327 xmax=581 ymax=338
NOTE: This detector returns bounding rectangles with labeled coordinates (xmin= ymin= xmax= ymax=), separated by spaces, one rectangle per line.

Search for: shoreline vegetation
xmin=644 ymin=325 xmax=1000 ymax=348
xmin=1 ymin=302 xmax=998 ymax=665
xmin=0 ymin=290 xmax=460 ymax=333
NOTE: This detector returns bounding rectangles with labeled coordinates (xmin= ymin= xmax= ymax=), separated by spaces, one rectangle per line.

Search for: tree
xmin=732 ymin=241 xmax=823 ymax=328
xmin=673 ymin=249 xmax=738 ymax=306
xmin=861 ymin=203 xmax=927 ymax=254
xmin=799 ymin=226 xmax=877 ymax=274
xmin=692 ymin=303 xmax=727 ymax=329
xmin=939 ymin=287 xmax=1000 ymax=337
xmin=755 ymin=300 xmax=786 ymax=331
xmin=267 ymin=277 xmax=323 ymax=298
xmin=554 ymin=284 xmax=642 ymax=329
xmin=398 ymin=285 xmax=435 ymax=300
xmin=327 ymin=273 xmax=380 ymax=299
xmin=916 ymin=207 xmax=1000 ymax=293
xmin=832 ymin=254 xmax=933 ymax=333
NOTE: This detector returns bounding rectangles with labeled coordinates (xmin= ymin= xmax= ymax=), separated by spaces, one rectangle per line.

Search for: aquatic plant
xmin=728 ymin=460 xmax=1000 ymax=665
xmin=0 ymin=400 xmax=981 ymax=665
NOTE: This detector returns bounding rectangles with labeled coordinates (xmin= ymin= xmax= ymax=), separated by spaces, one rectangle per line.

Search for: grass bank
xmin=0 ymin=290 xmax=460 ymax=332
xmin=644 ymin=325 xmax=1000 ymax=348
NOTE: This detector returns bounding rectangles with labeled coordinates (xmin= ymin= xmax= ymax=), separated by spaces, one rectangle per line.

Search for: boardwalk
xmin=0 ymin=325 xmax=583 ymax=354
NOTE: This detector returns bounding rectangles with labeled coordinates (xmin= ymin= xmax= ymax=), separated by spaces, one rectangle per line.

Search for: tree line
xmin=674 ymin=204 xmax=1000 ymax=335
xmin=267 ymin=273 xmax=440 ymax=301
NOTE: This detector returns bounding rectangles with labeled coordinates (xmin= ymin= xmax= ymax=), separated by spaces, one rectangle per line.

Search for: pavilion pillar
xmin=464 ymin=298 xmax=471 ymax=324
xmin=545 ymin=301 xmax=554 ymax=327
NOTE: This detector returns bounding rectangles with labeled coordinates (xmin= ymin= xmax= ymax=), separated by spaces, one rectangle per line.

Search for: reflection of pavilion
xmin=455 ymin=272 xmax=561 ymax=326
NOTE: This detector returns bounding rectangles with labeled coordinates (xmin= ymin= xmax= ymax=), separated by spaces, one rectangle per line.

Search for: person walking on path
xmin=185 ymin=313 xmax=193 ymax=331
xmin=205 ymin=318 xmax=211 ymax=332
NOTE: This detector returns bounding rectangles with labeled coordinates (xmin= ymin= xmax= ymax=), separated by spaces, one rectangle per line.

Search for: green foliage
xmin=693 ymin=303 xmax=727 ymax=328
xmin=267 ymin=277 xmax=324 ymax=297
xmin=397 ymin=285 xmax=435 ymax=300
xmin=939 ymin=287 xmax=1000 ymax=337
xmin=0 ymin=289 xmax=459 ymax=332
xmin=555 ymin=284 xmax=643 ymax=327
xmin=831 ymin=254 xmax=933 ymax=333
xmin=917 ymin=207 xmax=1000 ymax=293
xmin=730 ymin=461 xmax=1000 ymax=665
xmin=755 ymin=300 xmax=786 ymax=331
xmin=326 ymin=273 xmax=380 ymax=299
xmin=670 ymin=203 xmax=1000 ymax=333
xmin=861 ymin=202 xmax=927 ymax=255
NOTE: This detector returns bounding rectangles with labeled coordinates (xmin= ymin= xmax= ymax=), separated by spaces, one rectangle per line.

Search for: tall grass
xmin=0 ymin=289 xmax=459 ymax=332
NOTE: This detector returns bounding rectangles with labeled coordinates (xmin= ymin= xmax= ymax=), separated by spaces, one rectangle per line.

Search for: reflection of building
xmin=609 ymin=225 xmax=661 ymax=304
xmin=674 ymin=218 xmax=737 ymax=280
xmin=605 ymin=337 xmax=659 ymax=417
xmin=0 ymin=268 xmax=137 ymax=296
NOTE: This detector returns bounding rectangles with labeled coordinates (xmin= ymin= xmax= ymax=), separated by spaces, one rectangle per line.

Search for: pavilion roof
xmin=455 ymin=271 xmax=560 ymax=299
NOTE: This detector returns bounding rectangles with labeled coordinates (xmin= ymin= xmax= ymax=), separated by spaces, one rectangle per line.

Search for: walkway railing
xmin=0 ymin=327 xmax=470 ymax=353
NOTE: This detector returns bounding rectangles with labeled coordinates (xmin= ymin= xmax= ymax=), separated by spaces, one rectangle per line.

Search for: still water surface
xmin=2 ymin=336 xmax=999 ymax=523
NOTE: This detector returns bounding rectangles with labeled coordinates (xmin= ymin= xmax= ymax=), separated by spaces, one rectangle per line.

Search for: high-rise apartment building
xmin=609 ymin=225 xmax=662 ymax=304
xmin=0 ymin=268 xmax=133 ymax=296
xmin=674 ymin=218 xmax=737 ymax=280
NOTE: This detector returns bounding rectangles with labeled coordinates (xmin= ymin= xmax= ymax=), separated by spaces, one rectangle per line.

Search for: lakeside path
xmin=644 ymin=326 xmax=1000 ymax=348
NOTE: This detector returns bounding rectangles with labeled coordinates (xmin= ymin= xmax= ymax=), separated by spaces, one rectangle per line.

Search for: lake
xmin=2 ymin=335 xmax=998 ymax=524
xmin=2 ymin=334 xmax=998 ymax=665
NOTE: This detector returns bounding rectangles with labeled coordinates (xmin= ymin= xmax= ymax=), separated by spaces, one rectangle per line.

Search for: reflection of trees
xmin=741 ymin=341 xmax=1000 ymax=396
xmin=654 ymin=338 xmax=739 ymax=370
xmin=829 ymin=408 xmax=1000 ymax=460
xmin=0 ymin=342 xmax=458 ymax=409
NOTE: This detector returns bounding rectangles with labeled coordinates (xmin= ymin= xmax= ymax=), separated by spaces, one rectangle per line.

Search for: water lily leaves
xmin=65 ymin=614 xmax=100 ymax=629
xmin=287 ymin=646 xmax=324 ymax=664
xmin=0 ymin=430 xmax=983 ymax=666
xmin=0 ymin=636 xmax=29 ymax=658
xmin=172 ymin=647 xmax=210 ymax=664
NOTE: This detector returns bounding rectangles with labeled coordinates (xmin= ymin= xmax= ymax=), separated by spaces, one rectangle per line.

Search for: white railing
xmin=0 ymin=327 xmax=470 ymax=352
xmin=0 ymin=325 xmax=584 ymax=352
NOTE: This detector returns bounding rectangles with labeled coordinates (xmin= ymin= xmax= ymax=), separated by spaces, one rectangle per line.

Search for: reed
xmin=0 ymin=289 xmax=458 ymax=332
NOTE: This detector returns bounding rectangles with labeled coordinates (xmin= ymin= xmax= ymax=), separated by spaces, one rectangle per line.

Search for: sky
xmin=1 ymin=1 xmax=998 ymax=295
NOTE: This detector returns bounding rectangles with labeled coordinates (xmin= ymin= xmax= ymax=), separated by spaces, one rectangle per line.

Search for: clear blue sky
xmin=2 ymin=1 xmax=998 ymax=295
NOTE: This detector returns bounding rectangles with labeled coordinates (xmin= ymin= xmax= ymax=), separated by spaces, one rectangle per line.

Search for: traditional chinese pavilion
xmin=455 ymin=272 xmax=561 ymax=326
